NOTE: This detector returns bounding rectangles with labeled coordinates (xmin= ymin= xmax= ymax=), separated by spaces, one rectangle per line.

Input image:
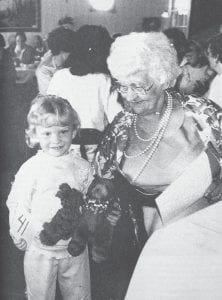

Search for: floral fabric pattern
xmin=95 ymin=90 xmax=222 ymax=178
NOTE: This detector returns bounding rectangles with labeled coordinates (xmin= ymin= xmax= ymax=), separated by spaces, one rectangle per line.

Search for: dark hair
xmin=47 ymin=27 xmax=76 ymax=56
xmin=15 ymin=31 xmax=27 ymax=42
xmin=0 ymin=34 xmax=6 ymax=48
xmin=34 ymin=35 xmax=43 ymax=45
xmin=163 ymin=27 xmax=187 ymax=63
xmin=67 ymin=25 xmax=112 ymax=76
xmin=206 ymin=33 xmax=222 ymax=63
xmin=186 ymin=40 xmax=208 ymax=67
xmin=58 ymin=16 xmax=74 ymax=26
xmin=142 ymin=17 xmax=161 ymax=32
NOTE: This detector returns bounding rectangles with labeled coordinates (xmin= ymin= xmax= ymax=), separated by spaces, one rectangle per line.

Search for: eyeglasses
xmin=114 ymin=82 xmax=153 ymax=95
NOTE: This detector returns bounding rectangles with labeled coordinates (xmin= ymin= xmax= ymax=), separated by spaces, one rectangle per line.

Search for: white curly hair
xmin=107 ymin=32 xmax=181 ymax=89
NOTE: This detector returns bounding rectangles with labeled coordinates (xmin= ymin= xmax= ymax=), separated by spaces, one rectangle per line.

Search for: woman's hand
xmin=204 ymin=179 xmax=222 ymax=204
xmin=106 ymin=207 xmax=121 ymax=226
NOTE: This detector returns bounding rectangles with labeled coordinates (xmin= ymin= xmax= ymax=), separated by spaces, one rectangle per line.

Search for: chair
xmin=72 ymin=128 xmax=103 ymax=160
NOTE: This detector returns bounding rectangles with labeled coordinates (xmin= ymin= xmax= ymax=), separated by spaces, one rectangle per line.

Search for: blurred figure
xmin=6 ymin=33 xmax=16 ymax=55
xmin=176 ymin=40 xmax=215 ymax=96
xmin=163 ymin=27 xmax=188 ymax=64
xmin=13 ymin=31 xmax=35 ymax=65
xmin=0 ymin=33 xmax=16 ymax=95
xmin=32 ymin=35 xmax=47 ymax=61
xmin=58 ymin=16 xmax=75 ymax=31
xmin=205 ymin=33 xmax=222 ymax=107
xmin=142 ymin=17 xmax=161 ymax=32
xmin=36 ymin=27 xmax=76 ymax=94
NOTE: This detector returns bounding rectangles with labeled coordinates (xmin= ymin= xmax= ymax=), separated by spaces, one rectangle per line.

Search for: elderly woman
xmin=94 ymin=32 xmax=222 ymax=299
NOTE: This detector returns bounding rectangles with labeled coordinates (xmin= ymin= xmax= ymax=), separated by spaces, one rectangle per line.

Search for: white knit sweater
xmin=7 ymin=150 xmax=94 ymax=251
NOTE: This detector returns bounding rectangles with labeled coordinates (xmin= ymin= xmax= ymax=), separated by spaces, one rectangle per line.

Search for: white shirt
xmin=36 ymin=50 xmax=57 ymax=95
xmin=207 ymin=73 xmax=222 ymax=107
xmin=47 ymin=69 xmax=122 ymax=130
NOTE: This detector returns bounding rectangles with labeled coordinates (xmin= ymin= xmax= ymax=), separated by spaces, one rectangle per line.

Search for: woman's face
xmin=53 ymin=51 xmax=70 ymax=68
xmin=115 ymin=71 xmax=164 ymax=116
xmin=16 ymin=35 xmax=25 ymax=48
xmin=206 ymin=47 xmax=218 ymax=71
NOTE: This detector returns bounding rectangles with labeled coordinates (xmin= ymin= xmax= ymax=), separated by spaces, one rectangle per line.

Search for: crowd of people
xmin=1 ymin=14 xmax=222 ymax=300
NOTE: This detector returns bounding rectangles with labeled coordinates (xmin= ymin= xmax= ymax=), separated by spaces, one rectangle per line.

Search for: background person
xmin=47 ymin=25 xmax=122 ymax=162
xmin=32 ymin=35 xmax=47 ymax=61
xmin=36 ymin=27 xmax=76 ymax=95
xmin=58 ymin=16 xmax=75 ymax=31
xmin=205 ymin=33 xmax=222 ymax=107
xmin=0 ymin=33 xmax=16 ymax=93
xmin=142 ymin=17 xmax=161 ymax=32
xmin=176 ymin=40 xmax=215 ymax=96
xmin=163 ymin=27 xmax=188 ymax=65
xmin=13 ymin=31 xmax=35 ymax=66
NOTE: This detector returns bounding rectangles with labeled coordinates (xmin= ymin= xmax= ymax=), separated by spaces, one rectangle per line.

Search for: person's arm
xmin=100 ymin=75 xmax=122 ymax=124
xmin=46 ymin=69 xmax=62 ymax=96
xmin=36 ymin=51 xmax=55 ymax=95
xmin=6 ymin=163 xmax=41 ymax=249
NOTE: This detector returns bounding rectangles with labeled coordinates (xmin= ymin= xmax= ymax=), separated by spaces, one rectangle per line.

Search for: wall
xmin=1 ymin=0 xmax=168 ymax=44
xmin=42 ymin=0 xmax=168 ymax=36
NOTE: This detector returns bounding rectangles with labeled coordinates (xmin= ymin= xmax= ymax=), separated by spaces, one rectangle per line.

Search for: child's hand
xmin=12 ymin=236 xmax=27 ymax=251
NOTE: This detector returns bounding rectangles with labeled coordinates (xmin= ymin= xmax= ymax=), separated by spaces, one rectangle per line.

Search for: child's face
xmin=35 ymin=118 xmax=76 ymax=157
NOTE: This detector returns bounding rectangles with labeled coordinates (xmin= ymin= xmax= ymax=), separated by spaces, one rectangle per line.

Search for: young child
xmin=7 ymin=95 xmax=93 ymax=300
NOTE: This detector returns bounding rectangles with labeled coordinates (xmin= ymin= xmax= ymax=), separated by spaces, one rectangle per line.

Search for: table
xmin=16 ymin=63 xmax=38 ymax=84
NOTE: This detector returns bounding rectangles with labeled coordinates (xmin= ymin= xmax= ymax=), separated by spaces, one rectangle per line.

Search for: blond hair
xmin=26 ymin=94 xmax=80 ymax=148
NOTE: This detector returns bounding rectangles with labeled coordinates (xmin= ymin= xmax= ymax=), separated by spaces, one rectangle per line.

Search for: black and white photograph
xmin=1 ymin=0 xmax=222 ymax=299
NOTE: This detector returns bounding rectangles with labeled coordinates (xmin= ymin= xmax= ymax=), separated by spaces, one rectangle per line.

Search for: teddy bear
xmin=39 ymin=176 xmax=120 ymax=263
xmin=39 ymin=183 xmax=83 ymax=246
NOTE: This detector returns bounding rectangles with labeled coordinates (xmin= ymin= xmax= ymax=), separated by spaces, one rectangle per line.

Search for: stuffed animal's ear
xmin=55 ymin=183 xmax=72 ymax=199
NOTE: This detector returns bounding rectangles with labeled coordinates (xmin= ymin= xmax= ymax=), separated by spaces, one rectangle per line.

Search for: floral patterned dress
xmin=95 ymin=89 xmax=222 ymax=178
xmin=93 ymin=89 xmax=222 ymax=299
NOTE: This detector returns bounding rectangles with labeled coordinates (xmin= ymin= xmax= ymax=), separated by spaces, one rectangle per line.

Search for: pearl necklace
xmin=124 ymin=92 xmax=173 ymax=159
xmin=123 ymin=91 xmax=173 ymax=183
xmin=133 ymin=112 xmax=162 ymax=142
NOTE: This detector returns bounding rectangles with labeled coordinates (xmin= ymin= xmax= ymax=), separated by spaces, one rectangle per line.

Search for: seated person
xmin=205 ymin=33 xmax=222 ymax=107
xmin=176 ymin=40 xmax=215 ymax=96
xmin=32 ymin=35 xmax=47 ymax=61
xmin=13 ymin=31 xmax=35 ymax=66
xmin=36 ymin=27 xmax=76 ymax=94
xmin=6 ymin=33 xmax=16 ymax=56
